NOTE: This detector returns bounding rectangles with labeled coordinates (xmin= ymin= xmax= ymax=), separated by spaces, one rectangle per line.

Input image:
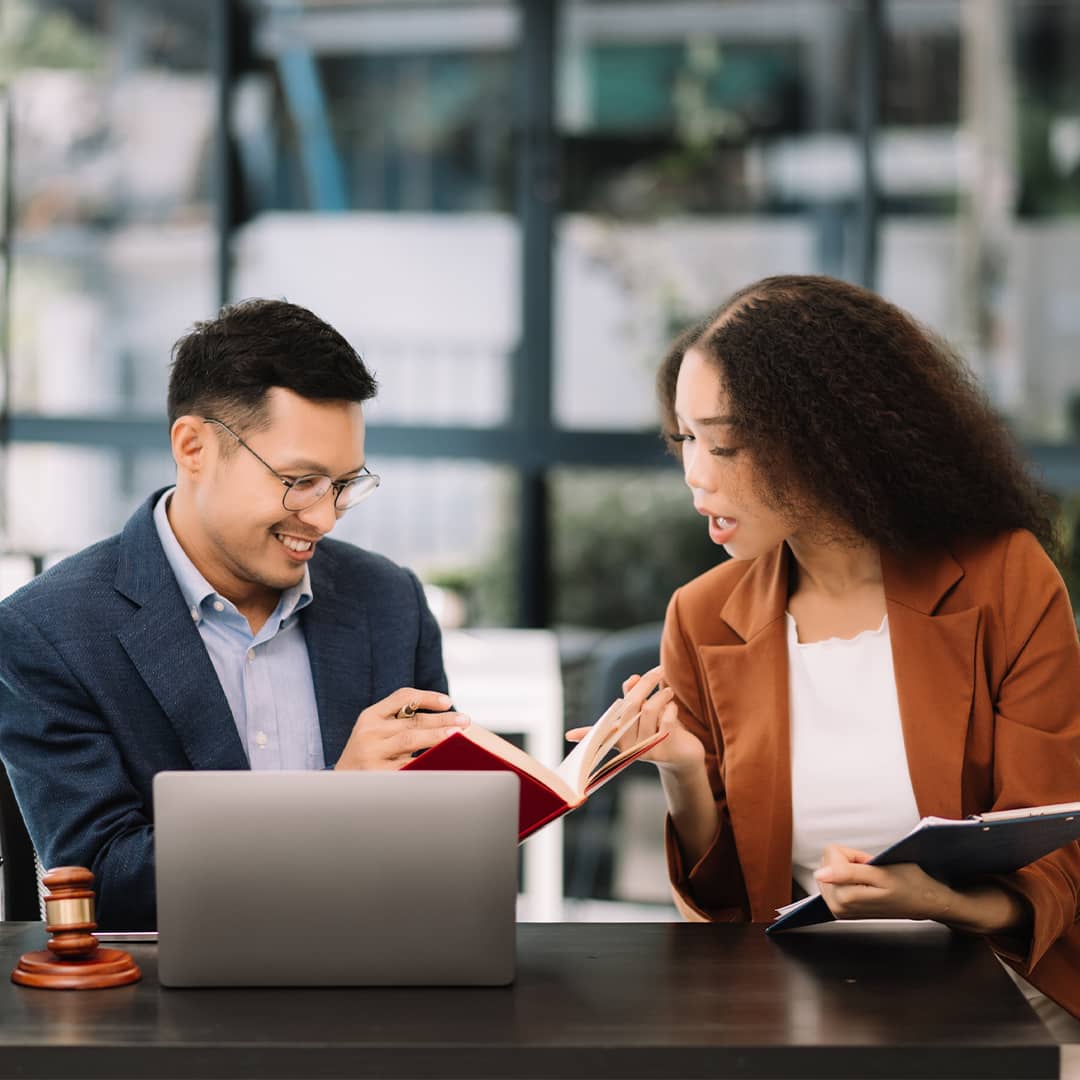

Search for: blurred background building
xmin=2 ymin=0 xmax=1080 ymax=912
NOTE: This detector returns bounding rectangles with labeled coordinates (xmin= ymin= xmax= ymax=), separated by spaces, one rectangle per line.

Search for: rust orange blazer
xmin=661 ymin=528 xmax=1080 ymax=1018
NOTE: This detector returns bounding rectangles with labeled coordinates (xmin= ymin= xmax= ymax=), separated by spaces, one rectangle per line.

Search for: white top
xmin=786 ymin=612 xmax=922 ymax=897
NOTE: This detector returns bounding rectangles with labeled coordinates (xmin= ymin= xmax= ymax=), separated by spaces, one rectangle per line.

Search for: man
xmin=0 ymin=299 xmax=468 ymax=928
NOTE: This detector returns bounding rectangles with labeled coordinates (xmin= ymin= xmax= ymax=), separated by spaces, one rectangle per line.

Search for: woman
xmin=614 ymin=275 xmax=1079 ymax=1021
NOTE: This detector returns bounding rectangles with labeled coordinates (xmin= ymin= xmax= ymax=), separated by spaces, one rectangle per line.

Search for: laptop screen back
xmin=154 ymin=770 xmax=519 ymax=987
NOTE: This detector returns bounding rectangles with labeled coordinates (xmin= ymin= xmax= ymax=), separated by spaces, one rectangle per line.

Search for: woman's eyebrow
xmin=673 ymin=411 xmax=734 ymax=426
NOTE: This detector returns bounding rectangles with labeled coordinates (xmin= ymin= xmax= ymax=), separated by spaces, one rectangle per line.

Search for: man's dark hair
xmin=167 ymin=298 xmax=378 ymax=431
xmin=657 ymin=274 xmax=1059 ymax=554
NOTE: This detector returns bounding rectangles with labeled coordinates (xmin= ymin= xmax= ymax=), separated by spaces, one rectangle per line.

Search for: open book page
xmin=585 ymin=699 xmax=638 ymax=771
xmin=454 ymin=724 xmax=577 ymax=804
xmin=434 ymin=690 xmax=667 ymax=808
xmin=775 ymin=898 xmax=809 ymax=917
xmin=556 ymin=676 xmax=676 ymax=796
xmin=554 ymin=695 xmax=668 ymax=797
xmin=582 ymin=729 xmax=668 ymax=794
xmin=554 ymin=665 xmax=670 ymax=793
xmin=554 ymin=699 xmax=625 ymax=796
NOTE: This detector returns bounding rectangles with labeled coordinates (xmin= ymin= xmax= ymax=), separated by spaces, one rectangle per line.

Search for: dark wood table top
xmin=0 ymin=920 xmax=1058 ymax=1079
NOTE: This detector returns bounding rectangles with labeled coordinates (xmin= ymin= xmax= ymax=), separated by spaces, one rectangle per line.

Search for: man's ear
xmin=171 ymin=416 xmax=210 ymax=479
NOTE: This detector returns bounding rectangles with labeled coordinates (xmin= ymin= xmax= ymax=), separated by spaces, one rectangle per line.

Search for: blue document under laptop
xmin=153 ymin=770 xmax=519 ymax=986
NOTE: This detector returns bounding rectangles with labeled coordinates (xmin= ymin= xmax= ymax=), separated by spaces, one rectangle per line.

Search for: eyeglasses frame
xmin=200 ymin=416 xmax=380 ymax=513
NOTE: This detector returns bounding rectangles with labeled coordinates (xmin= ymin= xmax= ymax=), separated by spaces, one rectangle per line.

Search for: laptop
xmin=153 ymin=770 xmax=519 ymax=987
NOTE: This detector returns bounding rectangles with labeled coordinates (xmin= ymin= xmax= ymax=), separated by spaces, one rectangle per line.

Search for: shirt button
xmin=190 ymin=607 xmax=199 ymax=621
xmin=247 ymin=648 xmax=255 ymax=662
xmin=255 ymin=731 xmax=268 ymax=748
xmin=212 ymin=600 xmax=225 ymax=612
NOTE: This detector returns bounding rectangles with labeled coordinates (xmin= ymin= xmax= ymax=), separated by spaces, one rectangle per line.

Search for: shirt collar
xmin=153 ymin=488 xmax=313 ymax=626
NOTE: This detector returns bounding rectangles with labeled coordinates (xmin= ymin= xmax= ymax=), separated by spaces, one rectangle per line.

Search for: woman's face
xmin=672 ymin=346 xmax=794 ymax=560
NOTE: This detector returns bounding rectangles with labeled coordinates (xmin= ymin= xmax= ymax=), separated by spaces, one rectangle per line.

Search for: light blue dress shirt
xmin=153 ymin=490 xmax=325 ymax=770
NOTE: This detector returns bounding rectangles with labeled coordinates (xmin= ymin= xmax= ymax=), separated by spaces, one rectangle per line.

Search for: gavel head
xmin=40 ymin=866 xmax=99 ymax=959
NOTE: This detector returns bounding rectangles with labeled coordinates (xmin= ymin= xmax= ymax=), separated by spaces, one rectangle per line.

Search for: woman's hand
xmin=814 ymin=845 xmax=952 ymax=921
xmin=568 ymin=671 xmax=718 ymax=867
xmin=565 ymin=672 xmax=705 ymax=775
xmin=815 ymin=844 xmax=1030 ymax=935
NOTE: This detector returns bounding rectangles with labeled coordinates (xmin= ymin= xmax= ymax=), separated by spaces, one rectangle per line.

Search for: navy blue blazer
xmin=0 ymin=489 xmax=448 ymax=929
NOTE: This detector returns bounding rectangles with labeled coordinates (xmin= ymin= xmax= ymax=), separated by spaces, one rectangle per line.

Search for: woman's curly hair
xmin=657 ymin=274 xmax=1058 ymax=555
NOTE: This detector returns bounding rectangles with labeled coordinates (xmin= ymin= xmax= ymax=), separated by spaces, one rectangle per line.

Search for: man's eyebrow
xmin=277 ymin=458 xmax=365 ymax=477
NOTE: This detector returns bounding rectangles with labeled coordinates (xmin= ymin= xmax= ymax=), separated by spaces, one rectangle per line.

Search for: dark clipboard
xmin=767 ymin=802 xmax=1080 ymax=934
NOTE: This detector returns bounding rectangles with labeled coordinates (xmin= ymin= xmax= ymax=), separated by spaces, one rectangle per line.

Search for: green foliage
xmin=433 ymin=466 xmax=1080 ymax=631
xmin=1054 ymin=494 xmax=1080 ymax=619
xmin=549 ymin=468 xmax=722 ymax=630
xmin=1067 ymin=394 xmax=1080 ymax=442
xmin=1016 ymin=97 xmax=1080 ymax=217
xmin=428 ymin=546 xmax=517 ymax=628
xmin=427 ymin=468 xmax=721 ymax=630
xmin=0 ymin=0 xmax=103 ymax=76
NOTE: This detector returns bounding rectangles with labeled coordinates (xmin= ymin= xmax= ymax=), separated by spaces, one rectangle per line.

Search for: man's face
xmin=185 ymin=388 xmax=367 ymax=600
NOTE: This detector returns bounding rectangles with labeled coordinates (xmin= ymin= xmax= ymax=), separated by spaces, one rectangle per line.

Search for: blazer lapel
xmin=690 ymin=542 xmax=980 ymax=919
xmin=881 ymin=548 xmax=979 ymax=819
xmin=304 ymin=544 xmax=374 ymax=766
xmin=698 ymin=546 xmax=794 ymax=921
xmin=113 ymin=492 xmax=247 ymax=771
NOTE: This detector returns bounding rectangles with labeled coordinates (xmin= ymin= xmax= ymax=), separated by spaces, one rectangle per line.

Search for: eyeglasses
xmin=202 ymin=417 xmax=380 ymax=513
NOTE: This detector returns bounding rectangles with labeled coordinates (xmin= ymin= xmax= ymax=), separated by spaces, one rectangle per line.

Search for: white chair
xmin=440 ymin=628 xmax=564 ymax=921
xmin=0 ymin=555 xmax=36 ymax=602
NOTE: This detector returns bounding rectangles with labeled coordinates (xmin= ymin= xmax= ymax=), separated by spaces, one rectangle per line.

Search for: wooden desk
xmin=0 ymin=921 xmax=1058 ymax=1079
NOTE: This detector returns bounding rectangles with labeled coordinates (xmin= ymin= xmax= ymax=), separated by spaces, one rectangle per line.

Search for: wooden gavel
xmin=11 ymin=867 xmax=141 ymax=990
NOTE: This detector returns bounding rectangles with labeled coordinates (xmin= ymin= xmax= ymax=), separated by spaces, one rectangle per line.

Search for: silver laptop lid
xmin=153 ymin=770 xmax=519 ymax=987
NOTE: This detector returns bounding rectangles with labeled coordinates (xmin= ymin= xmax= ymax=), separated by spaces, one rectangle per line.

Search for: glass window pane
xmin=554 ymin=0 xmax=860 ymax=432
xmin=333 ymin=458 xmax=516 ymax=627
xmin=555 ymin=216 xmax=817 ymax=430
xmin=877 ymin=0 xmax=1080 ymax=443
xmin=4 ymin=444 xmax=174 ymax=556
xmin=244 ymin=4 xmax=515 ymax=214
xmin=9 ymin=1 xmax=216 ymax=419
xmin=232 ymin=215 xmax=516 ymax=427
xmin=235 ymin=1 xmax=517 ymax=426
xmin=3 ymin=447 xmax=516 ymax=626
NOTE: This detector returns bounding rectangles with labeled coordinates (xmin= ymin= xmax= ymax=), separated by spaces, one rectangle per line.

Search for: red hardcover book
xmin=403 ymin=696 xmax=668 ymax=841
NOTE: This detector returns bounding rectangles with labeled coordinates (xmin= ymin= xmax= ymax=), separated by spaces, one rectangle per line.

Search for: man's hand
xmin=333 ymin=689 xmax=470 ymax=771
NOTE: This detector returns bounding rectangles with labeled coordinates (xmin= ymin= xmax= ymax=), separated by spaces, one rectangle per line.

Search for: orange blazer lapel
xmin=691 ymin=543 xmax=981 ymax=920
xmin=881 ymin=547 xmax=980 ymax=820
xmin=698 ymin=546 xmax=794 ymax=921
